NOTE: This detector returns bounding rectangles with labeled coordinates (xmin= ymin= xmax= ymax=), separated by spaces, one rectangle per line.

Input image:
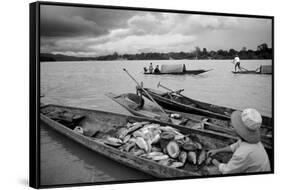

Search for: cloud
xmin=40 ymin=5 xmax=271 ymax=57
xmin=40 ymin=5 xmax=139 ymax=37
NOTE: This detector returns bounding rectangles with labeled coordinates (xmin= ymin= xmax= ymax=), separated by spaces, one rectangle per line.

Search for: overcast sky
xmin=40 ymin=5 xmax=272 ymax=57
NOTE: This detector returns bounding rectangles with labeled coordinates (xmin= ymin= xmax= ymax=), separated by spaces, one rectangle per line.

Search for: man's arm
xmin=207 ymin=146 xmax=232 ymax=157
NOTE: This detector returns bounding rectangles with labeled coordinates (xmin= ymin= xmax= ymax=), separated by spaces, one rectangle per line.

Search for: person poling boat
xmin=233 ymin=54 xmax=241 ymax=72
xmin=207 ymin=108 xmax=271 ymax=174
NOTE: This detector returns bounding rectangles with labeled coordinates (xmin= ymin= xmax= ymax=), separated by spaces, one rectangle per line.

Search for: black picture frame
xmin=30 ymin=1 xmax=274 ymax=188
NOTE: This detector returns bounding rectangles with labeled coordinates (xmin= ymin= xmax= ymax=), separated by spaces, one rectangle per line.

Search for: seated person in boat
xmin=207 ymin=108 xmax=270 ymax=174
xmin=143 ymin=67 xmax=148 ymax=73
xmin=233 ymin=55 xmax=241 ymax=72
xmin=154 ymin=65 xmax=160 ymax=73
xmin=148 ymin=62 xmax=154 ymax=73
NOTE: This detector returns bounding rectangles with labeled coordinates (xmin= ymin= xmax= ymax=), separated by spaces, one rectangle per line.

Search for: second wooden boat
xmin=136 ymin=87 xmax=272 ymax=128
xmin=106 ymin=92 xmax=272 ymax=150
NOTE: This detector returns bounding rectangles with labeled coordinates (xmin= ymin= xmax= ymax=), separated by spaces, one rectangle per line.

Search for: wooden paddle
xmin=123 ymin=68 xmax=168 ymax=117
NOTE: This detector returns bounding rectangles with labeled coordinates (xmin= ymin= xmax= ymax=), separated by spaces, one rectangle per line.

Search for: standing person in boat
xmin=148 ymin=62 xmax=154 ymax=73
xmin=207 ymin=108 xmax=270 ymax=174
xmin=154 ymin=65 xmax=160 ymax=73
xmin=233 ymin=54 xmax=241 ymax=72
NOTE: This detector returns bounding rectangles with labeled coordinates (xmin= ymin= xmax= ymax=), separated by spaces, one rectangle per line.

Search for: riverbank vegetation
xmin=40 ymin=43 xmax=272 ymax=62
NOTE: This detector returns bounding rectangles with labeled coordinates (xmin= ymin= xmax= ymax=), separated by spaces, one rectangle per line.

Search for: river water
xmin=40 ymin=60 xmax=272 ymax=186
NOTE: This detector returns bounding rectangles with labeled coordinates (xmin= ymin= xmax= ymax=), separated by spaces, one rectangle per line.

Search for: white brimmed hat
xmin=231 ymin=108 xmax=262 ymax=143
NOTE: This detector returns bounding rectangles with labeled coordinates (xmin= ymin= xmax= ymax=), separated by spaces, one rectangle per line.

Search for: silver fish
xmin=124 ymin=142 xmax=136 ymax=152
xmin=146 ymin=151 xmax=164 ymax=159
xmin=178 ymin=151 xmax=188 ymax=164
xmin=132 ymin=149 xmax=145 ymax=157
xmin=151 ymin=133 xmax=160 ymax=144
xmin=197 ymin=149 xmax=207 ymax=165
xmin=170 ymin=162 xmax=184 ymax=168
xmin=106 ymin=136 xmax=123 ymax=144
xmin=123 ymin=135 xmax=131 ymax=143
xmin=158 ymin=159 xmax=171 ymax=166
xmin=116 ymin=127 xmax=129 ymax=139
xmin=136 ymin=137 xmax=148 ymax=152
xmin=152 ymin=155 xmax=169 ymax=161
xmin=127 ymin=123 xmax=144 ymax=134
xmin=187 ymin=151 xmax=197 ymax=165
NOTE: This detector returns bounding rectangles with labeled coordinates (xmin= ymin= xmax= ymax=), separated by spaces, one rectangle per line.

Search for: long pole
xmin=123 ymin=68 xmax=167 ymax=115
xmin=157 ymin=82 xmax=203 ymax=107
xmin=230 ymin=61 xmax=248 ymax=71
xmin=157 ymin=82 xmax=184 ymax=94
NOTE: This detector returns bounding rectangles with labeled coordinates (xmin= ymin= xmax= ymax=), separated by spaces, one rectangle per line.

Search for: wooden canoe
xmin=106 ymin=92 xmax=272 ymax=150
xmin=144 ymin=69 xmax=212 ymax=75
xmin=136 ymin=87 xmax=272 ymax=127
xmin=41 ymin=104 xmax=238 ymax=178
xmin=232 ymin=71 xmax=265 ymax=74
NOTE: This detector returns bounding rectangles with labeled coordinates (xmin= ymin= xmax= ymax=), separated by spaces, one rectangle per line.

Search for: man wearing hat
xmin=207 ymin=108 xmax=271 ymax=174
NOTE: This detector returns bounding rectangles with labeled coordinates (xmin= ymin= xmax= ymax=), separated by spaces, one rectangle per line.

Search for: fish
xmin=182 ymin=143 xmax=197 ymax=151
xmin=174 ymin=134 xmax=185 ymax=140
xmin=125 ymin=141 xmax=136 ymax=152
xmin=151 ymin=133 xmax=160 ymax=144
xmin=183 ymin=136 xmax=192 ymax=143
xmin=106 ymin=136 xmax=123 ymax=144
xmin=187 ymin=151 xmax=197 ymax=165
xmin=159 ymin=126 xmax=179 ymax=133
xmin=151 ymin=147 xmax=162 ymax=152
xmin=170 ymin=162 xmax=184 ymax=168
xmin=133 ymin=130 xmax=144 ymax=138
xmin=132 ymin=149 xmax=145 ymax=157
xmin=143 ymin=123 xmax=160 ymax=129
xmin=197 ymin=149 xmax=207 ymax=165
xmin=123 ymin=135 xmax=131 ymax=143
xmin=146 ymin=139 xmax=152 ymax=153
xmin=166 ymin=141 xmax=180 ymax=159
xmin=103 ymin=140 xmax=122 ymax=147
xmin=126 ymin=122 xmax=133 ymax=128
xmin=194 ymin=142 xmax=203 ymax=150
xmin=146 ymin=151 xmax=164 ymax=159
xmin=127 ymin=122 xmax=144 ymax=134
xmin=116 ymin=127 xmax=129 ymax=139
xmin=192 ymin=123 xmax=204 ymax=129
xmin=136 ymin=137 xmax=149 ymax=152
xmin=73 ymin=126 xmax=84 ymax=134
xmin=205 ymin=157 xmax=212 ymax=165
xmin=152 ymin=155 xmax=169 ymax=161
xmin=158 ymin=159 xmax=171 ymax=166
xmin=178 ymin=151 xmax=188 ymax=164
xmin=128 ymin=137 xmax=136 ymax=143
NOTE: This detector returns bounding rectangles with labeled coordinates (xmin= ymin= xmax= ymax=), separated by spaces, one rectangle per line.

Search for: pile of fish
xmin=101 ymin=121 xmax=208 ymax=169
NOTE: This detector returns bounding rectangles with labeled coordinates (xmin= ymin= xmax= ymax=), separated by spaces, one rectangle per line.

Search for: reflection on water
xmin=40 ymin=59 xmax=272 ymax=185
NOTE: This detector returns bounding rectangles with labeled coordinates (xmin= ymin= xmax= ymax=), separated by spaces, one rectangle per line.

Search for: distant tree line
xmin=40 ymin=43 xmax=272 ymax=62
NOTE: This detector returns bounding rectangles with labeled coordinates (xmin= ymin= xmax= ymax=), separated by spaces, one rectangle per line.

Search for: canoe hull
xmin=137 ymin=88 xmax=272 ymax=127
xmin=144 ymin=69 xmax=211 ymax=75
xmin=232 ymin=71 xmax=271 ymax=74
xmin=41 ymin=104 xmax=237 ymax=178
